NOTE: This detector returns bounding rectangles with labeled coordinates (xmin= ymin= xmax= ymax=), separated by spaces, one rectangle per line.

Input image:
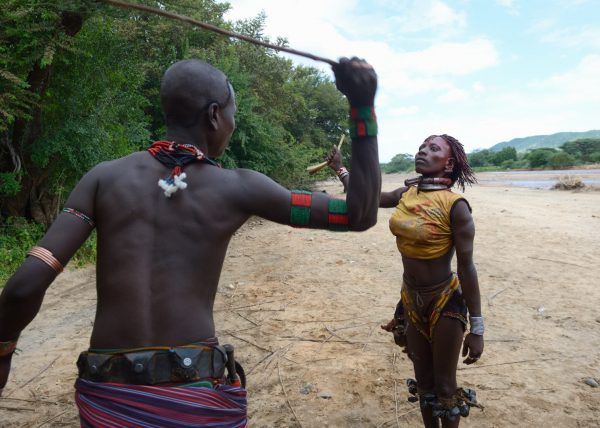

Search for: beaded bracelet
xmin=0 ymin=340 xmax=17 ymax=357
xmin=336 ymin=167 xmax=349 ymax=180
xmin=328 ymin=199 xmax=349 ymax=231
xmin=349 ymin=106 xmax=377 ymax=139
xmin=62 ymin=207 xmax=95 ymax=228
xmin=290 ymin=191 xmax=312 ymax=227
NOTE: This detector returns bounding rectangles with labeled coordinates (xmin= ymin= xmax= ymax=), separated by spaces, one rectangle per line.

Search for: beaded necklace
xmin=148 ymin=141 xmax=220 ymax=197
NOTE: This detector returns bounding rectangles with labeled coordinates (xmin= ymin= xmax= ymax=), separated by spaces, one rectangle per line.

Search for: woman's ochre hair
xmin=424 ymin=134 xmax=477 ymax=192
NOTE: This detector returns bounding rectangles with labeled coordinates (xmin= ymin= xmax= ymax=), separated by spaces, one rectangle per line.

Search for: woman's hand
xmin=325 ymin=145 xmax=343 ymax=171
xmin=462 ymin=333 xmax=484 ymax=364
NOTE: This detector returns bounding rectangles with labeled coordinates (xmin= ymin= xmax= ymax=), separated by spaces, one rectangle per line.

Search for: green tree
xmin=1 ymin=1 xmax=348 ymax=225
xmin=491 ymin=147 xmax=517 ymax=165
xmin=383 ymin=153 xmax=414 ymax=173
xmin=468 ymin=149 xmax=492 ymax=167
xmin=525 ymin=148 xmax=557 ymax=168
xmin=548 ymin=152 xmax=576 ymax=169
xmin=1 ymin=0 xmax=94 ymax=223
xmin=560 ymin=138 xmax=600 ymax=163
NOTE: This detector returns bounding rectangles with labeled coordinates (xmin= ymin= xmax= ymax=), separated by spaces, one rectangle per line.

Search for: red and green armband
xmin=349 ymin=106 xmax=377 ymax=139
xmin=328 ymin=199 xmax=349 ymax=231
xmin=290 ymin=191 xmax=312 ymax=227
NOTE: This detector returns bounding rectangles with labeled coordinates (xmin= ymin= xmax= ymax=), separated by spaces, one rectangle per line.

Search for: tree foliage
xmin=0 ymin=0 xmax=347 ymax=225
xmin=382 ymin=153 xmax=414 ymax=173
xmin=560 ymin=138 xmax=600 ymax=163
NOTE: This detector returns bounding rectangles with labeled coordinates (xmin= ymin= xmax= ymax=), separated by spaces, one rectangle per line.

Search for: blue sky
xmin=222 ymin=0 xmax=600 ymax=161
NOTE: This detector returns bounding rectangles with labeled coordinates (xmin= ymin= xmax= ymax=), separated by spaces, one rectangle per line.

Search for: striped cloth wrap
xmin=75 ymin=378 xmax=247 ymax=427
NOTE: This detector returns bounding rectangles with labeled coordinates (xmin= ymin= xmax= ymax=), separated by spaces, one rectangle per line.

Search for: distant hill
xmin=489 ymin=130 xmax=600 ymax=152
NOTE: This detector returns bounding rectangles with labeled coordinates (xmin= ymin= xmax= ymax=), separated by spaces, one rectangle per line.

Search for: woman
xmin=327 ymin=134 xmax=483 ymax=427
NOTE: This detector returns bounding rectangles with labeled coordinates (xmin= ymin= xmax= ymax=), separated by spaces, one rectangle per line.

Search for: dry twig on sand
xmin=394 ymin=380 xmax=400 ymax=428
xmin=458 ymin=357 xmax=558 ymax=370
xmin=278 ymin=358 xmax=304 ymax=428
xmin=34 ymin=409 xmax=69 ymax=428
xmin=487 ymin=287 xmax=507 ymax=306
xmin=221 ymin=332 xmax=272 ymax=353
xmin=527 ymin=256 xmax=585 ymax=268
xmin=7 ymin=355 xmax=60 ymax=398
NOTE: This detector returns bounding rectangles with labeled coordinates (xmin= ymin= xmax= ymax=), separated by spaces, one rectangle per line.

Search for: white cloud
xmin=437 ymin=87 xmax=469 ymax=103
xmin=221 ymin=1 xmax=599 ymax=161
xmin=389 ymin=39 xmax=498 ymax=76
xmin=472 ymin=81 xmax=485 ymax=93
xmin=533 ymin=54 xmax=600 ymax=104
xmin=496 ymin=0 xmax=520 ymax=15
xmin=540 ymin=26 xmax=600 ymax=49
xmin=383 ymin=0 xmax=466 ymax=34
xmin=389 ymin=105 xmax=420 ymax=116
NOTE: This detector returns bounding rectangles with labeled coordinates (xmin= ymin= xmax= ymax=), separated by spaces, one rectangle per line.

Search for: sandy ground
xmin=1 ymin=171 xmax=600 ymax=427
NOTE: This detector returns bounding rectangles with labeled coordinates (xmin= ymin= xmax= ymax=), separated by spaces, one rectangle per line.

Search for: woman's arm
xmin=379 ymin=188 xmax=407 ymax=208
xmin=451 ymin=200 xmax=484 ymax=364
xmin=326 ymin=146 xmax=406 ymax=208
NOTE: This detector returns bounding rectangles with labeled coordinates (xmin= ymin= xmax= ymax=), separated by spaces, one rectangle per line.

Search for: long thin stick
xmin=221 ymin=332 xmax=272 ymax=353
xmin=7 ymin=356 xmax=60 ymax=398
xmin=278 ymin=359 xmax=304 ymax=428
xmin=306 ymin=134 xmax=345 ymax=174
xmin=393 ymin=380 xmax=400 ymax=428
xmin=487 ymin=287 xmax=507 ymax=306
xmin=102 ymin=0 xmax=337 ymax=66
xmin=35 ymin=409 xmax=69 ymax=428
xmin=458 ymin=357 xmax=558 ymax=370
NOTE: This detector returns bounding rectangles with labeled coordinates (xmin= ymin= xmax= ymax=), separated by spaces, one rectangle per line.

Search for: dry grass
xmin=552 ymin=175 xmax=585 ymax=190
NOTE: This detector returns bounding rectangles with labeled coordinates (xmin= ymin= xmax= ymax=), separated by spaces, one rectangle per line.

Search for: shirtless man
xmin=0 ymin=58 xmax=380 ymax=426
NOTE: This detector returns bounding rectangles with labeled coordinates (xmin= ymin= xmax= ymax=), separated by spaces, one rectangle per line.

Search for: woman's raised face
xmin=414 ymin=136 xmax=454 ymax=176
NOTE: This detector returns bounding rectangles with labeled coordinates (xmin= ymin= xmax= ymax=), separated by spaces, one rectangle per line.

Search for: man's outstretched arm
xmin=0 ymin=165 xmax=101 ymax=393
xmin=235 ymin=58 xmax=381 ymax=231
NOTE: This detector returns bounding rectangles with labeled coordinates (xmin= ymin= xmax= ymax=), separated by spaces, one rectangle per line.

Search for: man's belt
xmin=77 ymin=345 xmax=230 ymax=385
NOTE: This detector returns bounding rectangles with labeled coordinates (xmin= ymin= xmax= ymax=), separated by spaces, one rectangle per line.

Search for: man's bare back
xmin=0 ymin=58 xmax=381 ymax=423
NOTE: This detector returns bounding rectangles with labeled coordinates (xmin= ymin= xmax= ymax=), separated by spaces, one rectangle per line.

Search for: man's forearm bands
xmin=27 ymin=246 xmax=64 ymax=274
xmin=328 ymin=199 xmax=349 ymax=231
xmin=62 ymin=207 xmax=95 ymax=228
xmin=290 ymin=191 xmax=312 ymax=227
xmin=349 ymin=106 xmax=377 ymax=139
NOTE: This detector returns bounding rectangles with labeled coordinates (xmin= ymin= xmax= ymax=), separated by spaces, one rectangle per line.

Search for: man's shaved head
xmin=160 ymin=59 xmax=232 ymax=128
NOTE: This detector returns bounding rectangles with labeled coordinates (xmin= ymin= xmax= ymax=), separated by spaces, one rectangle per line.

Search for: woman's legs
xmin=432 ymin=316 xmax=465 ymax=428
xmin=405 ymin=323 xmax=438 ymax=428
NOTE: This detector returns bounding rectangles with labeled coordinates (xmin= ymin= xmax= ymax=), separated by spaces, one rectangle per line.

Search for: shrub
xmin=0 ymin=218 xmax=96 ymax=286
xmin=548 ymin=152 xmax=576 ymax=169
xmin=552 ymin=175 xmax=585 ymax=190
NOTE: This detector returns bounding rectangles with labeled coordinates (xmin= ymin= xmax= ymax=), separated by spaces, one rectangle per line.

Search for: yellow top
xmin=389 ymin=186 xmax=469 ymax=260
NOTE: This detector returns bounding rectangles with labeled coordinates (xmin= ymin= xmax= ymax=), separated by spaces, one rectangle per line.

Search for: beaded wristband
xmin=349 ymin=106 xmax=377 ymax=139
xmin=328 ymin=199 xmax=349 ymax=231
xmin=27 ymin=246 xmax=64 ymax=274
xmin=0 ymin=340 xmax=17 ymax=357
xmin=469 ymin=316 xmax=484 ymax=336
xmin=290 ymin=191 xmax=312 ymax=227
xmin=62 ymin=207 xmax=95 ymax=228
xmin=336 ymin=167 xmax=349 ymax=180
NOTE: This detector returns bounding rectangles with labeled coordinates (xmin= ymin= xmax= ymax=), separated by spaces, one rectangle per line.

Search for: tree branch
xmin=101 ymin=0 xmax=338 ymax=66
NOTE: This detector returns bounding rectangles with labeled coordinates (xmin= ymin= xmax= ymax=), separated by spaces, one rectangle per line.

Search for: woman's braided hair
xmin=424 ymin=134 xmax=477 ymax=192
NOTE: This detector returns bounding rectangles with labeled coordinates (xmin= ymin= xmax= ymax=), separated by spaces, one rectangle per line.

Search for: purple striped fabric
xmin=75 ymin=378 xmax=247 ymax=427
